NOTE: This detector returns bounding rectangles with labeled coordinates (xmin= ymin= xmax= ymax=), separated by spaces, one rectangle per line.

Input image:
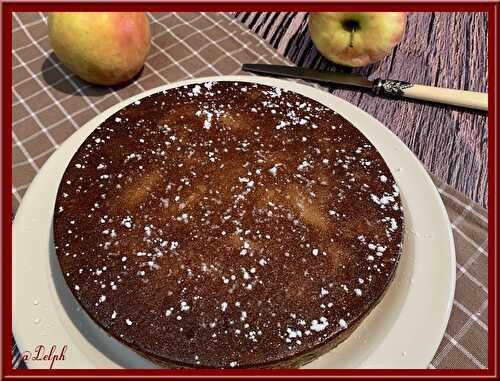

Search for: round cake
xmin=53 ymin=81 xmax=404 ymax=368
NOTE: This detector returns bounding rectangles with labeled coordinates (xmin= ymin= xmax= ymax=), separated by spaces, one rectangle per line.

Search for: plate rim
xmin=13 ymin=75 xmax=456 ymax=369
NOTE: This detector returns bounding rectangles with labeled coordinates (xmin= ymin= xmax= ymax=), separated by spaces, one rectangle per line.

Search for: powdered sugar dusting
xmin=54 ymin=81 xmax=404 ymax=368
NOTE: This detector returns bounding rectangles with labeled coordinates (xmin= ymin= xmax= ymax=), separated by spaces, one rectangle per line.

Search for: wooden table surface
xmin=233 ymin=12 xmax=489 ymax=209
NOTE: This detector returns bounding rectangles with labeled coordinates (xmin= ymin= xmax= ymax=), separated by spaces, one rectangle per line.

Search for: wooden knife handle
xmin=373 ymin=79 xmax=488 ymax=111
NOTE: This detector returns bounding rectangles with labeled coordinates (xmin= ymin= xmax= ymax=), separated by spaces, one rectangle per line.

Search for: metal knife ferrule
xmin=372 ymin=78 xmax=414 ymax=97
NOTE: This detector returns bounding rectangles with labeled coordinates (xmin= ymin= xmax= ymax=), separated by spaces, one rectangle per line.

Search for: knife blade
xmin=242 ymin=64 xmax=373 ymax=89
xmin=241 ymin=63 xmax=488 ymax=111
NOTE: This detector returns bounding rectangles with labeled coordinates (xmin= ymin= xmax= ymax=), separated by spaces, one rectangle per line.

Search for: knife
xmin=242 ymin=64 xmax=488 ymax=111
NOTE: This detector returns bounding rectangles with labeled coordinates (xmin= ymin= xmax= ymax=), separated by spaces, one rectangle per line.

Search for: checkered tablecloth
xmin=11 ymin=12 xmax=488 ymax=369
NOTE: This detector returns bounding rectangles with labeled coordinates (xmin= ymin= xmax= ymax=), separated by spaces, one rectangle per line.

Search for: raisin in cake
xmin=53 ymin=81 xmax=404 ymax=368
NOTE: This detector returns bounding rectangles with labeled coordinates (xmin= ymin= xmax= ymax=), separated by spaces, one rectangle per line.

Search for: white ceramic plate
xmin=13 ymin=76 xmax=455 ymax=369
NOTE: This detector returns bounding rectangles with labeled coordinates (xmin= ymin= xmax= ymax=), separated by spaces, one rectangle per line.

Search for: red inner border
xmin=2 ymin=2 xmax=497 ymax=379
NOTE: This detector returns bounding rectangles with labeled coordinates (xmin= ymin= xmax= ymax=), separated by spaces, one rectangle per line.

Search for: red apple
xmin=48 ymin=12 xmax=151 ymax=86
xmin=309 ymin=12 xmax=406 ymax=67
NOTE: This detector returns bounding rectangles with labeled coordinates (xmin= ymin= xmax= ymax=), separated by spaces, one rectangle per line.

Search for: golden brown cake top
xmin=54 ymin=81 xmax=404 ymax=368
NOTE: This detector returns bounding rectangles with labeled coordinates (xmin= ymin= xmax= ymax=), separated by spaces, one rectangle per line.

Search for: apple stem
xmin=342 ymin=20 xmax=359 ymax=48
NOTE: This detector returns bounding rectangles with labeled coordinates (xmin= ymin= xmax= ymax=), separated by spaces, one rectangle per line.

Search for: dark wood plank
xmin=233 ymin=12 xmax=488 ymax=209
